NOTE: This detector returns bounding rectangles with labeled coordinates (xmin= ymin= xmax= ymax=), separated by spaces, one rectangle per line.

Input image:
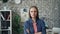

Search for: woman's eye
xmin=31 ymin=11 xmax=33 ymax=12
xmin=34 ymin=11 xmax=37 ymax=12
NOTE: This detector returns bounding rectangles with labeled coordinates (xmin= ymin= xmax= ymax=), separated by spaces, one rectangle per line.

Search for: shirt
xmin=33 ymin=22 xmax=37 ymax=33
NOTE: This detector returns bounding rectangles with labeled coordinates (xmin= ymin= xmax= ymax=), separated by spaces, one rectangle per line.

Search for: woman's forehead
xmin=30 ymin=8 xmax=37 ymax=11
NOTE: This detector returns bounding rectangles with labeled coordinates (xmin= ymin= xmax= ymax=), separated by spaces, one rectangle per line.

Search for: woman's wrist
xmin=34 ymin=32 xmax=42 ymax=34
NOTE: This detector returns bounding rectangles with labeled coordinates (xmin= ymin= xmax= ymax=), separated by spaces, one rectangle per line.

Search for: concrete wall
xmin=0 ymin=0 xmax=60 ymax=28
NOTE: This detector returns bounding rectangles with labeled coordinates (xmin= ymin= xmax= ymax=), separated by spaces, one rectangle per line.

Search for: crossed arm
xmin=26 ymin=29 xmax=42 ymax=34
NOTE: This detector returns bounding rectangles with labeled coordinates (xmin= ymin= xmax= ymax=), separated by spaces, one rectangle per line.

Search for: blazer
xmin=24 ymin=18 xmax=46 ymax=34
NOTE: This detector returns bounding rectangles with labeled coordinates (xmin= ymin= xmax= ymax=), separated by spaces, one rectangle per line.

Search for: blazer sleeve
xmin=24 ymin=21 xmax=29 ymax=34
xmin=41 ymin=20 xmax=46 ymax=34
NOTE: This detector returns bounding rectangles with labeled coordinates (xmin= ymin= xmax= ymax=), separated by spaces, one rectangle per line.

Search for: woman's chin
xmin=32 ymin=17 xmax=36 ymax=18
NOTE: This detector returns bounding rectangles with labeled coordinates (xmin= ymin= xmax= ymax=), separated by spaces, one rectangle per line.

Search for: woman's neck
xmin=32 ymin=18 xmax=36 ymax=23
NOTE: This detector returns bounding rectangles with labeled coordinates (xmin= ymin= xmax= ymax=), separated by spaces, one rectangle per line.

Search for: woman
xmin=24 ymin=6 xmax=46 ymax=34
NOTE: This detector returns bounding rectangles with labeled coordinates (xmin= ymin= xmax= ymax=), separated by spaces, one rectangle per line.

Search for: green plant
xmin=12 ymin=12 xmax=21 ymax=34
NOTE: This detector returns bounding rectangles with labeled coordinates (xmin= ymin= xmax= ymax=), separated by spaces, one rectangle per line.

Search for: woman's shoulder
xmin=37 ymin=18 xmax=44 ymax=21
xmin=38 ymin=18 xmax=45 ymax=24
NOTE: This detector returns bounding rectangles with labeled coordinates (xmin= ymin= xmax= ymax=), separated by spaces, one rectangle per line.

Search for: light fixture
xmin=14 ymin=0 xmax=21 ymax=4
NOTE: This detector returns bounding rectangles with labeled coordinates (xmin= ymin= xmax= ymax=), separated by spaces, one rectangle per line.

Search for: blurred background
xmin=0 ymin=0 xmax=60 ymax=34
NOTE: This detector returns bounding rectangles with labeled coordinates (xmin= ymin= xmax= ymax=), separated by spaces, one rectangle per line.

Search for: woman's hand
xmin=34 ymin=32 xmax=42 ymax=34
xmin=26 ymin=29 xmax=29 ymax=34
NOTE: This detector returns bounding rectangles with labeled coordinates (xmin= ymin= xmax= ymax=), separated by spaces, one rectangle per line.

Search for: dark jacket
xmin=24 ymin=18 xmax=46 ymax=34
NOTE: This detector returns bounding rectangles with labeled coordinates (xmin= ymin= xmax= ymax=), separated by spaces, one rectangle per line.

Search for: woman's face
xmin=30 ymin=7 xmax=37 ymax=18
